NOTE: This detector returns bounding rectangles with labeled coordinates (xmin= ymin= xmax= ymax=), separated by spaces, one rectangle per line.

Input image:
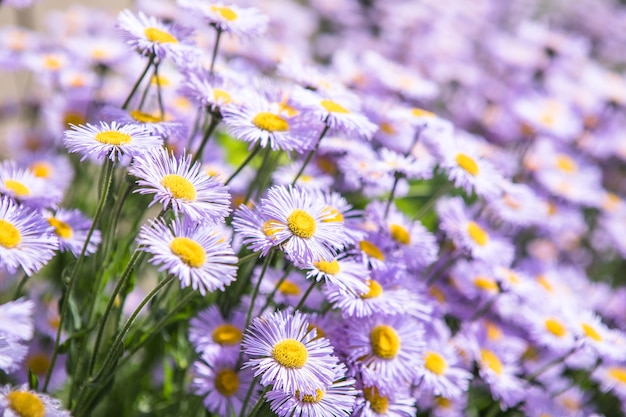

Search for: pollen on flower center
xmin=212 ymin=324 xmax=243 ymax=345
xmin=130 ymin=110 xmax=162 ymax=123
xmin=272 ymin=338 xmax=308 ymax=369
xmin=581 ymin=323 xmax=602 ymax=342
xmin=608 ymin=367 xmax=626 ymax=384
xmin=278 ymin=280 xmax=301 ymax=296
xmin=215 ymin=369 xmax=239 ymax=396
xmin=48 ymin=217 xmax=73 ymax=239
xmin=424 ymin=351 xmax=448 ymax=375
xmin=161 ymin=174 xmax=197 ymax=201
xmin=0 ymin=219 xmax=21 ymax=249
xmin=456 ymin=153 xmax=479 ymax=176
xmin=467 ymin=221 xmax=489 ymax=246
xmin=95 ymin=130 xmax=132 ymax=145
xmin=252 ymin=112 xmax=289 ymax=132
xmin=169 ymin=237 xmax=206 ymax=268
xmin=363 ymin=387 xmax=389 ymax=414
xmin=144 ymin=27 xmax=178 ymax=44
xmin=262 ymin=219 xmax=282 ymax=237
xmin=287 ymin=209 xmax=316 ymax=238
xmin=29 ymin=162 xmax=52 ymax=178
xmin=473 ymin=276 xmax=499 ymax=293
xmin=359 ymin=240 xmax=385 ymax=261
xmin=4 ymin=179 xmax=30 ymax=196
xmin=314 ymin=259 xmax=340 ymax=275
xmin=213 ymin=89 xmax=232 ymax=104
xmin=27 ymin=353 xmax=50 ymax=375
xmin=545 ymin=318 xmax=567 ymax=338
xmin=320 ymin=99 xmax=350 ymax=114
xmin=210 ymin=5 xmax=238 ymax=21
xmin=6 ymin=391 xmax=45 ymax=417
xmin=556 ymin=154 xmax=578 ymax=173
xmin=370 ymin=325 xmax=401 ymax=359
xmin=481 ymin=349 xmax=502 ymax=375
xmin=360 ymin=279 xmax=383 ymax=299
xmin=390 ymin=224 xmax=410 ymax=245
xmin=321 ymin=206 xmax=344 ymax=223
xmin=296 ymin=389 xmax=325 ymax=403
xmin=411 ymin=108 xmax=436 ymax=118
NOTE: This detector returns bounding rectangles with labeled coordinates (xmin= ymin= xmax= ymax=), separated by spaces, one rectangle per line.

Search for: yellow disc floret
xmin=130 ymin=110 xmax=162 ymax=123
xmin=278 ymin=280 xmax=301 ymax=296
xmin=297 ymin=389 xmax=325 ymax=403
xmin=169 ymin=237 xmax=206 ymax=268
xmin=424 ymin=351 xmax=448 ymax=375
xmin=390 ymin=224 xmax=410 ymax=245
xmin=0 ymin=219 xmax=21 ymax=249
xmin=313 ymin=259 xmax=340 ymax=275
xmin=467 ymin=221 xmax=489 ymax=246
xmin=252 ymin=112 xmax=289 ymax=132
xmin=95 ymin=130 xmax=132 ymax=145
xmin=363 ymin=387 xmax=389 ymax=414
xmin=545 ymin=318 xmax=567 ymax=338
xmin=320 ymin=99 xmax=350 ymax=114
xmin=212 ymin=324 xmax=243 ymax=345
xmin=480 ymin=349 xmax=502 ymax=375
xmin=161 ymin=174 xmax=197 ymax=201
xmin=360 ymin=279 xmax=383 ymax=299
xmin=608 ymin=367 xmax=626 ymax=384
xmin=210 ymin=5 xmax=238 ymax=21
xmin=581 ymin=323 xmax=602 ymax=342
xmin=144 ymin=27 xmax=178 ymax=44
xmin=47 ymin=217 xmax=73 ymax=239
xmin=455 ymin=153 xmax=479 ymax=176
xmin=272 ymin=338 xmax=308 ymax=369
xmin=6 ymin=391 xmax=45 ymax=417
xmin=359 ymin=240 xmax=385 ymax=261
xmin=4 ymin=180 xmax=30 ymax=197
xmin=287 ymin=209 xmax=316 ymax=238
xmin=29 ymin=162 xmax=52 ymax=179
xmin=215 ymin=369 xmax=239 ymax=396
xmin=370 ymin=325 xmax=401 ymax=359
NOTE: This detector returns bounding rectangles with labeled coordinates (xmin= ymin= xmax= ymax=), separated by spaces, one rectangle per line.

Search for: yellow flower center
xmin=278 ymin=280 xmax=301 ymax=296
xmin=213 ymin=88 xmax=232 ymax=104
xmin=320 ymin=99 xmax=350 ymax=114
xmin=370 ymin=325 xmax=400 ymax=359
xmin=43 ymin=55 xmax=62 ymax=71
xmin=486 ymin=321 xmax=502 ymax=340
xmin=428 ymin=285 xmax=446 ymax=303
xmin=272 ymin=338 xmax=308 ymax=369
xmin=467 ymin=221 xmax=489 ymax=246
xmin=130 ymin=110 xmax=162 ymax=123
xmin=4 ymin=179 xmax=30 ymax=197
xmin=313 ymin=259 xmax=340 ymax=275
xmin=390 ymin=224 xmax=410 ymax=245
xmin=161 ymin=174 xmax=197 ymax=201
xmin=379 ymin=122 xmax=395 ymax=134
xmin=144 ymin=27 xmax=179 ymax=44
xmin=555 ymin=154 xmax=577 ymax=173
xmin=480 ymin=349 xmax=502 ymax=375
xmin=296 ymin=389 xmax=325 ymax=403
xmin=321 ymin=206 xmax=344 ymax=223
xmin=63 ymin=112 xmax=86 ymax=127
xmin=169 ymin=237 xmax=206 ymax=268
xmin=581 ymin=323 xmax=602 ymax=342
xmin=262 ymin=219 xmax=282 ymax=237
xmin=307 ymin=323 xmax=325 ymax=340
xmin=210 ymin=5 xmax=238 ymax=21
xmin=424 ymin=351 xmax=448 ymax=375
xmin=287 ymin=209 xmax=316 ymax=238
xmin=212 ymin=324 xmax=242 ymax=345
xmin=252 ymin=112 xmax=289 ymax=132
xmin=214 ymin=369 xmax=239 ymax=396
xmin=456 ymin=153 xmax=479 ymax=176
xmin=29 ymin=162 xmax=51 ymax=178
xmin=502 ymin=194 xmax=521 ymax=209
xmin=151 ymin=74 xmax=170 ymax=86
xmin=360 ymin=279 xmax=383 ymax=299
xmin=27 ymin=354 xmax=50 ymax=375
xmin=545 ymin=318 xmax=567 ymax=338
xmin=363 ymin=387 xmax=389 ymax=414
xmin=359 ymin=240 xmax=385 ymax=261
xmin=608 ymin=367 xmax=626 ymax=384
xmin=537 ymin=275 xmax=553 ymax=292
xmin=435 ymin=397 xmax=452 ymax=408
xmin=411 ymin=108 xmax=435 ymax=118
xmin=473 ymin=276 xmax=499 ymax=293
xmin=47 ymin=217 xmax=73 ymax=239
xmin=94 ymin=130 xmax=132 ymax=145
xmin=6 ymin=391 xmax=45 ymax=417
xmin=0 ymin=219 xmax=21 ymax=249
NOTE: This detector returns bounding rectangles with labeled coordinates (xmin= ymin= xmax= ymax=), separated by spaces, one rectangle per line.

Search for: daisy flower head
xmin=0 ymin=337 xmax=27 ymax=373
xmin=117 ymin=9 xmax=195 ymax=60
xmin=19 ymin=151 xmax=74 ymax=196
xmin=304 ymin=254 xmax=369 ymax=296
xmin=438 ymin=132 xmax=504 ymax=198
xmin=189 ymin=305 xmax=245 ymax=356
xmin=0 ymin=160 xmax=63 ymax=210
xmin=64 ymin=121 xmax=162 ymax=162
xmin=0 ymin=299 xmax=34 ymax=343
xmin=258 ymin=185 xmax=349 ymax=264
xmin=129 ymin=146 xmax=231 ymax=224
xmin=0 ymin=197 xmax=57 ymax=276
xmin=345 ymin=314 xmax=425 ymax=388
xmin=44 ymin=209 xmax=101 ymax=257
xmin=291 ymin=87 xmax=378 ymax=140
xmin=415 ymin=338 xmax=472 ymax=400
xmin=232 ymin=203 xmax=275 ymax=257
xmin=179 ymin=71 xmax=239 ymax=114
xmin=222 ymin=93 xmax=316 ymax=152
xmin=265 ymin=363 xmax=357 ymax=417
xmin=0 ymin=384 xmax=70 ymax=417
xmin=242 ymin=310 xmax=338 ymax=394
xmin=191 ymin=351 xmax=255 ymax=417
xmin=100 ymin=106 xmax=188 ymax=141
xmin=592 ymin=362 xmax=626 ymax=402
xmin=137 ymin=217 xmax=238 ymax=295
xmin=352 ymin=385 xmax=416 ymax=417
xmin=178 ymin=1 xmax=269 ymax=39
xmin=473 ymin=343 xmax=527 ymax=408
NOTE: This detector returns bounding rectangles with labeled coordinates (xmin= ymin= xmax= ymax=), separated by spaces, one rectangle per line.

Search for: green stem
xmin=11 ymin=272 xmax=29 ymax=299
xmin=225 ymin=143 xmax=261 ymax=186
xmin=122 ymin=55 xmax=154 ymax=110
xmin=191 ymin=113 xmax=221 ymax=165
xmin=239 ymin=377 xmax=259 ymax=417
xmin=209 ymin=28 xmax=222 ymax=76
xmin=384 ymin=172 xmax=401 ymax=219
xmin=294 ymin=280 xmax=317 ymax=311
xmin=154 ymin=61 xmax=165 ymax=123
xmin=244 ymin=251 xmax=274 ymax=329
xmin=291 ymin=123 xmax=329 ymax=186
xmin=243 ymin=145 xmax=272 ymax=204
xmin=413 ymin=182 xmax=453 ymax=221
xmin=247 ymin=385 xmax=271 ymax=417
xmin=527 ymin=347 xmax=576 ymax=383
xmin=43 ymin=158 xmax=115 ymax=393
xmin=259 ymin=265 xmax=293 ymax=314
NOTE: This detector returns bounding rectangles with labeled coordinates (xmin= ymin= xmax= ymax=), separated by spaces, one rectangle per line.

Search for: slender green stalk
xmin=413 ymin=182 xmax=453 ymax=221
xmin=239 ymin=377 xmax=259 ymax=417
xmin=259 ymin=265 xmax=293 ymax=314
xmin=191 ymin=113 xmax=221 ymax=165
xmin=225 ymin=143 xmax=262 ymax=186
xmin=43 ymin=158 xmax=115 ymax=392
xmin=244 ymin=251 xmax=274 ymax=329
xmin=154 ymin=61 xmax=165 ymax=123
xmin=247 ymin=385 xmax=271 ymax=417
xmin=527 ymin=347 xmax=577 ymax=383
xmin=209 ymin=28 xmax=223 ymax=76
xmin=11 ymin=272 xmax=28 ymax=299
xmin=384 ymin=172 xmax=401 ymax=219
xmin=122 ymin=55 xmax=155 ymax=110
xmin=294 ymin=280 xmax=317 ymax=311
xmin=291 ymin=123 xmax=329 ymax=186
xmin=243 ymin=145 xmax=272 ymax=204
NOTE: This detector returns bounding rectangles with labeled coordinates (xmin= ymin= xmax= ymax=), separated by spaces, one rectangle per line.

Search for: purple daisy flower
xmin=137 ymin=217 xmax=238 ymax=295
xmin=177 ymin=1 xmax=269 ymax=39
xmin=44 ymin=209 xmax=101 ymax=257
xmin=0 ymin=197 xmax=57 ymax=276
xmin=189 ymin=305 xmax=245 ymax=356
xmin=0 ymin=160 xmax=63 ymax=210
xmin=0 ymin=298 xmax=34 ymax=344
xmin=242 ymin=310 xmax=338 ymax=395
xmin=0 ymin=384 xmax=70 ymax=417
xmin=232 ymin=203 xmax=275 ymax=257
xmin=0 ymin=338 xmax=27 ymax=374
xmin=129 ymin=146 xmax=231 ymax=224
xmin=64 ymin=121 xmax=162 ymax=162
xmin=352 ymin=385 xmax=416 ymax=417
